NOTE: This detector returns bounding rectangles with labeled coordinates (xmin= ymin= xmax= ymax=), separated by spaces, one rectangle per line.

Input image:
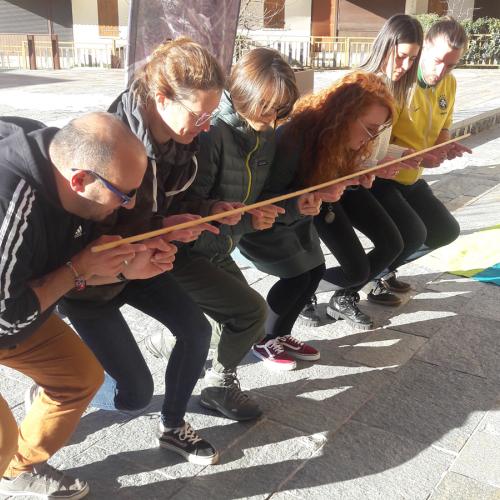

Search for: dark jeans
xmin=66 ymin=273 xmax=211 ymax=428
xmin=266 ymin=263 xmax=326 ymax=338
xmin=371 ymin=178 xmax=460 ymax=272
xmin=314 ymin=187 xmax=404 ymax=291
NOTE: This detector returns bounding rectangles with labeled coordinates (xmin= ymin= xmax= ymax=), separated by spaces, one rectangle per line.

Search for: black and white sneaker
xmin=200 ymin=369 xmax=262 ymax=421
xmin=367 ymin=280 xmax=402 ymax=306
xmin=158 ymin=420 xmax=219 ymax=465
xmin=297 ymin=294 xmax=321 ymax=327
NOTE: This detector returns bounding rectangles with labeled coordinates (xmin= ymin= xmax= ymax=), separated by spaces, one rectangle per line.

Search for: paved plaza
xmin=0 ymin=68 xmax=499 ymax=499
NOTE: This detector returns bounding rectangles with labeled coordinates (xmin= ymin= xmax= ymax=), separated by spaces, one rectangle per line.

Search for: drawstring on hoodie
xmin=151 ymin=159 xmax=158 ymax=213
xmin=150 ymin=154 xmax=199 ymax=213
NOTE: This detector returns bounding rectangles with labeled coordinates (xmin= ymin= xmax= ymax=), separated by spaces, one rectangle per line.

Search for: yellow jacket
xmin=391 ymin=71 xmax=456 ymax=185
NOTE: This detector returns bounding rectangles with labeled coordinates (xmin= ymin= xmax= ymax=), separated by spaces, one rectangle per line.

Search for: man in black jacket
xmin=0 ymin=112 xmax=171 ymax=499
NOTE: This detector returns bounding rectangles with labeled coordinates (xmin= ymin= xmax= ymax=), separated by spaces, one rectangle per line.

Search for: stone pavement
xmin=0 ymin=68 xmax=499 ymax=499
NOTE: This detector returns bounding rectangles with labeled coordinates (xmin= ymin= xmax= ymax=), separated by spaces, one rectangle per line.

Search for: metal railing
xmin=0 ymin=33 xmax=126 ymax=70
xmin=234 ymin=35 xmax=374 ymax=69
xmin=235 ymin=33 xmax=500 ymax=69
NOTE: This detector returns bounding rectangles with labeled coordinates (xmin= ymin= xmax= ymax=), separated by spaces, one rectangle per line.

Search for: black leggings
xmin=371 ymin=178 xmax=460 ymax=272
xmin=314 ymin=187 xmax=404 ymax=291
xmin=265 ymin=263 xmax=326 ymax=338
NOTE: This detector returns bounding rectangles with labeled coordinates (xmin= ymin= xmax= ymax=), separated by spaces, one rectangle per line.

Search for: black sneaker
xmin=380 ymin=272 xmax=411 ymax=293
xmin=326 ymin=291 xmax=373 ymax=330
xmin=367 ymin=280 xmax=402 ymax=306
xmin=200 ymin=369 xmax=262 ymax=421
xmin=158 ymin=420 xmax=219 ymax=465
xmin=297 ymin=294 xmax=321 ymax=327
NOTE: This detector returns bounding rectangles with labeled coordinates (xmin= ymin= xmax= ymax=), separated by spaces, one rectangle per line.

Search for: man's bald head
xmin=50 ymin=112 xmax=145 ymax=176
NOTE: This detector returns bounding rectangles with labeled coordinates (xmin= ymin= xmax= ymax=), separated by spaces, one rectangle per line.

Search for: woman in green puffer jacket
xmin=154 ymin=48 xmax=316 ymax=421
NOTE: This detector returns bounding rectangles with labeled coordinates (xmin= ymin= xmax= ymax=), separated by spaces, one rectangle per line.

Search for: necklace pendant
xmin=324 ymin=210 xmax=335 ymax=224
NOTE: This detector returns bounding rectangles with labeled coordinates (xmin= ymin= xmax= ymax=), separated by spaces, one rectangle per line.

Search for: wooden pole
xmin=91 ymin=133 xmax=471 ymax=253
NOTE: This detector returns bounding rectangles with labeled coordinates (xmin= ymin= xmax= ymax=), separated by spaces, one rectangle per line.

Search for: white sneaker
xmin=0 ymin=462 xmax=89 ymax=499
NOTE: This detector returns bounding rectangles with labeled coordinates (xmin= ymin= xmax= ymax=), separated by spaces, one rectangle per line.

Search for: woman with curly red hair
xmin=298 ymin=15 xmax=424 ymax=331
xmin=238 ymin=70 xmax=396 ymax=368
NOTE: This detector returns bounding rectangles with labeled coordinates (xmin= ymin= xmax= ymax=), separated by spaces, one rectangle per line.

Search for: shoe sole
xmin=295 ymin=316 xmax=321 ymax=327
xmin=326 ymin=306 xmax=373 ymax=331
xmin=251 ymin=349 xmax=297 ymax=371
xmin=0 ymin=483 xmax=90 ymax=499
xmin=283 ymin=349 xmax=321 ymax=361
xmin=198 ymin=397 xmax=262 ymax=421
xmin=366 ymin=296 xmax=401 ymax=307
xmin=159 ymin=440 xmax=219 ymax=465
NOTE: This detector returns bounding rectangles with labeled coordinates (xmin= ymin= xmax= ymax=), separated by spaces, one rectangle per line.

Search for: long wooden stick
xmin=92 ymin=133 xmax=470 ymax=252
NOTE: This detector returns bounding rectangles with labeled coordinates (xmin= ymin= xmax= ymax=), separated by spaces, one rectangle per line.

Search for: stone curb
xmin=451 ymin=107 xmax=500 ymax=137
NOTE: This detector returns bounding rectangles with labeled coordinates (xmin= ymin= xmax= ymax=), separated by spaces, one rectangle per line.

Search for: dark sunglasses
xmin=71 ymin=169 xmax=137 ymax=206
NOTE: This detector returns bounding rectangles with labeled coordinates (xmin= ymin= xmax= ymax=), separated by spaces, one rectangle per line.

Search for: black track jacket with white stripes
xmin=0 ymin=118 xmax=92 ymax=348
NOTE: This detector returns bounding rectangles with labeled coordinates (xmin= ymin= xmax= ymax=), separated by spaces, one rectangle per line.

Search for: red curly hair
xmin=282 ymin=70 xmax=396 ymax=187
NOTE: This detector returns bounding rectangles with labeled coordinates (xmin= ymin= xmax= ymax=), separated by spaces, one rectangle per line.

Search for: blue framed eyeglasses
xmin=71 ymin=169 xmax=137 ymax=206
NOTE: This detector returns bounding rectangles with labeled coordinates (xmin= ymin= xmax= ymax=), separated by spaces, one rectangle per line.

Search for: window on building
xmin=97 ymin=0 xmax=119 ymax=37
xmin=264 ymin=0 xmax=285 ymax=29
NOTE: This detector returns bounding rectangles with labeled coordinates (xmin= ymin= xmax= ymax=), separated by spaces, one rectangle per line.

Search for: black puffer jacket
xmin=173 ymin=91 xmax=276 ymax=258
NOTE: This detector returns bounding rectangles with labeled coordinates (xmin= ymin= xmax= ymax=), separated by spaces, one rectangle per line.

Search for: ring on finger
xmin=123 ymin=259 xmax=129 ymax=266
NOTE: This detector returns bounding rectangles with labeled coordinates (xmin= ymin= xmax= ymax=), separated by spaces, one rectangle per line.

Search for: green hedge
xmin=416 ymin=15 xmax=500 ymax=65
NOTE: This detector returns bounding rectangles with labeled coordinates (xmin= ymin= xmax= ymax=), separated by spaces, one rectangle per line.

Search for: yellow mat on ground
xmin=431 ymin=224 xmax=500 ymax=284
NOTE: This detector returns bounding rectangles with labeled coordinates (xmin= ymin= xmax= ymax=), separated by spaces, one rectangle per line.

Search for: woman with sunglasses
xmin=60 ymin=38 xmax=226 ymax=465
xmin=299 ymin=14 xmax=423 ymax=330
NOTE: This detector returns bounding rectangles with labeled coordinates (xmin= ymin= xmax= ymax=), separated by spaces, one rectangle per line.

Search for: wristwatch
xmin=66 ymin=261 xmax=86 ymax=291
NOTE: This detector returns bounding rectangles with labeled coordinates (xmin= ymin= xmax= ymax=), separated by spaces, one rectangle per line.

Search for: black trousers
xmin=266 ymin=263 xmax=326 ymax=338
xmin=371 ymin=178 xmax=460 ymax=272
xmin=314 ymin=187 xmax=404 ymax=291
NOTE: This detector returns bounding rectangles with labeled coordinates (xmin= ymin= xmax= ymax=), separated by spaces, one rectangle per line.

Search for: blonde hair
xmin=134 ymin=37 xmax=225 ymax=102
xmin=229 ymin=48 xmax=299 ymax=122
xmin=283 ymin=71 xmax=396 ymax=187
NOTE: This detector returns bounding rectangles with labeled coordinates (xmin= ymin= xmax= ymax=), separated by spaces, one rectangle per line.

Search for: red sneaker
xmin=278 ymin=335 xmax=320 ymax=361
xmin=252 ymin=338 xmax=297 ymax=371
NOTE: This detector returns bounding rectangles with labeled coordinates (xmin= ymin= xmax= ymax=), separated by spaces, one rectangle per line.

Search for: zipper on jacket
xmin=242 ymin=134 xmax=260 ymax=204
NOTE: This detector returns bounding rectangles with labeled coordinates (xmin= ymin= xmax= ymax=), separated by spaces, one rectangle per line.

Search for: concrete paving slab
xmin=428 ymin=472 xmax=500 ymax=500
xmin=339 ymin=328 xmax=427 ymax=371
xmin=169 ymin=419 xmax=321 ymax=500
xmin=451 ymin=431 xmax=500 ymax=487
xmin=56 ymin=444 xmax=181 ymax=500
xmin=385 ymin=291 xmax=467 ymax=338
xmin=273 ymin=420 xmax=453 ymax=500
xmin=415 ymin=315 xmax=500 ymax=380
xmin=352 ymin=359 xmax=498 ymax=453
xmin=252 ymin=363 xmax=391 ymax=435
xmin=478 ymin=401 xmax=500 ymax=437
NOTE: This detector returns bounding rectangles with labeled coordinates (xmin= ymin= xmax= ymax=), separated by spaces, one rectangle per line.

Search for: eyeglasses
xmin=175 ymin=99 xmax=220 ymax=127
xmin=358 ymin=119 xmax=392 ymax=141
xmin=71 ymin=169 xmax=137 ymax=206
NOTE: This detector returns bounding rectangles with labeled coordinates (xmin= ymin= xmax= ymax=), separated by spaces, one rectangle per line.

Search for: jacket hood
xmin=108 ymin=82 xmax=198 ymax=161
xmin=215 ymin=90 xmax=274 ymax=143
xmin=0 ymin=118 xmax=61 ymax=208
